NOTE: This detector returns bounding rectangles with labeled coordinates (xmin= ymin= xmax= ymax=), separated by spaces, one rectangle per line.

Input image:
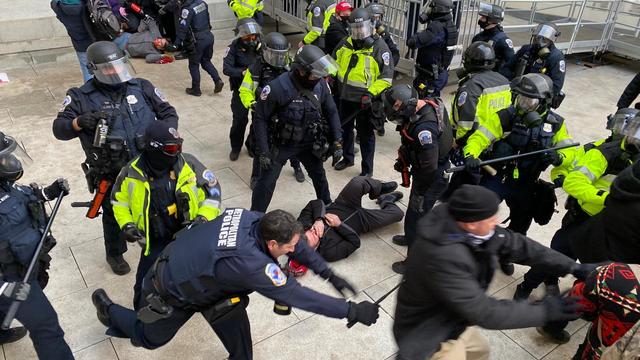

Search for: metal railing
xmin=262 ymin=0 xmax=640 ymax=74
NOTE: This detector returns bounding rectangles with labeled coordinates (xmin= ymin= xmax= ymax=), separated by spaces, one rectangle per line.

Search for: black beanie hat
xmin=145 ymin=121 xmax=181 ymax=147
xmin=448 ymin=185 xmax=500 ymax=222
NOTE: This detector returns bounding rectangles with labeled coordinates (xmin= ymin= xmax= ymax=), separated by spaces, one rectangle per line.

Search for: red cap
xmin=336 ymin=1 xmax=353 ymax=13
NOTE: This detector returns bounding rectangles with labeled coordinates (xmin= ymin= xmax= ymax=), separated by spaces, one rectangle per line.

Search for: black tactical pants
xmin=102 ymin=188 xmax=127 ymax=258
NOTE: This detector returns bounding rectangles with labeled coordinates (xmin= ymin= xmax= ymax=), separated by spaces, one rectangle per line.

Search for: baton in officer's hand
xmin=347 ymin=282 xmax=402 ymax=328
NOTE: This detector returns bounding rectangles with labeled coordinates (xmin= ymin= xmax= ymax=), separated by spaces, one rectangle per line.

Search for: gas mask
xmin=516 ymin=111 xmax=543 ymax=128
xmin=385 ymin=99 xmax=418 ymax=125
xmin=241 ymin=35 xmax=260 ymax=50
xmin=515 ymin=94 xmax=541 ymax=114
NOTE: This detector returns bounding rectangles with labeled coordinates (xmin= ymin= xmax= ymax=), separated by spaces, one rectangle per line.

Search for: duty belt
xmin=149 ymin=246 xmax=185 ymax=308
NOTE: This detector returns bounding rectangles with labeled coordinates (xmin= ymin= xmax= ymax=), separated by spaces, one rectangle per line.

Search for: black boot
xmin=185 ymin=87 xmax=202 ymax=96
xmin=392 ymin=260 xmax=407 ymax=274
xmin=500 ymin=262 xmax=515 ymax=276
xmin=106 ymin=255 xmax=131 ymax=275
xmin=229 ymin=150 xmax=240 ymax=161
xmin=513 ymin=282 xmax=534 ymax=301
xmin=392 ymin=235 xmax=408 ymax=246
xmin=92 ymin=289 xmax=114 ymax=327
xmin=379 ymin=181 xmax=398 ymax=195
xmin=334 ymin=159 xmax=354 ymax=171
xmin=536 ymin=325 xmax=571 ymax=344
xmin=377 ymin=191 xmax=403 ymax=207
xmin=0 ymin=327 xmax=27 ymax=344
xmin=214 ymin=80 xmax=224 ymax=93
xmin=294 ymin=167 xmax=305 ymax=183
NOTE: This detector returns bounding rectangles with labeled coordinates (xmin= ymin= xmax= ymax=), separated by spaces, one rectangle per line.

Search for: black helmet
xmin=462 ymin=41 xmax=495 ymax=72
xmin=382 ymin=84 xmax=419 ymax=124
xmin=511 ymin=73 xmax=553 ymax=113
xmin=349 ymin=8 xmax=374 ymax=40
xmin=531 ymin=22 xmax=560 ymax=48
xmin=608 ymin=108 xmax=640 ymax=134
xmin=419 ymin=0 xmax=453 ymax=23
xmin=0 ymin=132 xmax=32 ymax=182
xmin=263 ymin=32 xmax=290 ymax=68
xmin=87 ymin=41 xmax=135 ymax=85
xmin=365 ymin=3 xmax=385 ymax=21
xmin=478 ymin=2 xmax=504 ymax=23
xmin=292 ymin=45 xmax=339 ymax=78
xmin=236 ymin=18 xmax=262 ymax=38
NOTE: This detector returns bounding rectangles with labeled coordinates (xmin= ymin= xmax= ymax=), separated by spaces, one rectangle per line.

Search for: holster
xmin=397 ymin=146 xmax=411 ymax=188
xmin=138 ymin=292 xmax=174 ymax=324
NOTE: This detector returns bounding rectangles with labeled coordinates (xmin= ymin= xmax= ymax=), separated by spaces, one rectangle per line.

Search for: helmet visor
xmin=534 ymin=24 xmax=557 ymax=42
xmin=0 ymin=136 xmax=33 ymax=178
xmin=623 ymin=117 xmax=640 ymax=141
xmin=237 ymin=22 xmax=262 ymax=38
xmin=93 ymin=57 xmax=135 ymax=85
xmin=350 ymin=20 xmax=373 ymax=40
xmin=515 ymin=94 xmax=540 ymax=112
xmin=264 ymin=47 xmax=290 ymax=68
xmin=478 ymin=2 xmax=492 ymax=16
xmin=307 ymin=54 xmax=339 ymax=78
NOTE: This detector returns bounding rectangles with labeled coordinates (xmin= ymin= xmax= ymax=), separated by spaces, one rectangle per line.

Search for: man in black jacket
xmin=296 ymin=176 xmax=403 ymax=265
xmin=393 ymin=185 xmax=595 ymax=360
xmin=323 ymin=1 xmax=352 ymax=55
xmin=617 ymin=73 xmax=640 ymax=110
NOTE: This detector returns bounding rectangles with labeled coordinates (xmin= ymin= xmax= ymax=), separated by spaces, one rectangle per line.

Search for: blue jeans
xmin=76 ymin=51 xmax=92 ymax=82
xmin=113 ymin=33 xmax=132 ymax=51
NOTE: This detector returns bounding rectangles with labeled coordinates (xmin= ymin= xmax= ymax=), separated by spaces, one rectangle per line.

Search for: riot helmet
xmin=0 ymin=132 xmax=32 ymax=183
xmin=263 ymin=32 xmax=290 ymax=68
xmin=478 ymin=2 xmax=504 ymax=28
xmin=419 ymin=0 xmax=453 ymax=24
xmin=365 ymin=2 xmax=385 ymax=27
xmin=623 ymin=115 xmax=640 ymax=148
xmin=382 ymin=84 xmax=419 ymax=125
xmin=609 ymin=108 xmax=640 ymax=135
xmin=87 ymin=41 xmax=135 ymax=85
xmin=142 ymin=121 xmax=183 ymax=172
xmin=511 ymin=73 xmax=553 ymax=114
xmin=462 ymin=41 xmax=495 ymax=72
xmin=530 ymin=22 xmax=560 ymax=48
xmin=236 ymin=18 xmax=262 ymax=49
xmin=293 ymin=45 xmax=338 ymax=78
xmin=349 ymin=8 xmax=374 ymax=40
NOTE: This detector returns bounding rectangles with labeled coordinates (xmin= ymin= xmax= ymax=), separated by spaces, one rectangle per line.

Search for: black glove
xmin=328 ymin=273 xmax=356 ymax=298
xmin=1 ymin=281 xmax=30 ymax=301
xmin=347 ymin=301 xmax=379 ymax=326
xmin=360 ymin=93 xmax=373 ymax=109
xmin=77 ymin=110 xmax=106 ymax=131
xmin=259 ymin=154 xmax=272 ymax=171
xmin=542 ymin=150 xmax=563 ymax=167
xmin=571 ymin=263 xmax=599 ymax=281
xmin=394 ymin=159 xmax=404 ymax=173
xmin=542 ymin=296 xmax=582 ymax=322
xmin=332 ymin=141 xmax=343 ymax=167
xmin=165 ymin=43 xmax=179 ymax=52
xmin=43 ymin=178 xmax=70 ymax=200
xmin=464 ymin=156 xmax=481 ymax=171
xmin=406 ymin=37 xmax=417 ymax=49
xmin=553 ymin=175 xmax=565 ymax=188
xmin=122 ymin=223 xmax=145 ymax=247
xmin=190 ymin=215 xmax=208 ymax=227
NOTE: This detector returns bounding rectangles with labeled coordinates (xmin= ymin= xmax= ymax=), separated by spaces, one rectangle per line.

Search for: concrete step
xmin=0 ymin=0 xmax=238 ymax=55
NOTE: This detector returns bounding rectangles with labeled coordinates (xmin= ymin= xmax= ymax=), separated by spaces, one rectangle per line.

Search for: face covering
xmin=478 ymin=19 xmax=489 ymax=29
xmin=294 ymin=70 xmax=320 ymax=90
xmin=467 ymin=230 xmax=495 ymax=245
xmin=143 ymin=148 xmax=178 ymax=174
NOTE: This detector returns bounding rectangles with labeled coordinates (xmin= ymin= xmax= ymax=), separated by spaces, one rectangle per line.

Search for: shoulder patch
xmin=224 ymin=46 xmax=230 ymax=57
xmin=313 ymin=6 xmax=321 ymax=16
xmin=559 ymin=60 xmax=566 ymax=73
xmin=418 ymin=130 xmax=433 ymax=145
xmin=181 ymin=9 xmax=189 ymax=18
xmin=265 ymin=263 xmax=287 ymax=287
xmin=59 ymin=95 xmax=72 ymax=112
xmin=260 ymin=85 xmax=271 ymax=100
xmin=457 ymin=91 xmax=467 ymax=106
xmin=382 ymin=52 xmax=390 ymax=66
xmin=202 ymin=169 xmax=217 ymax=187
xmin=180 ymin=19 xmax=187 ymax=26
xmin=543 ymin=123 xmax=553 ymax=133
xmin=505 ymin=38 xmax=514 ymax=48
xmin=154 ymin=87 xmax=167 ymax=102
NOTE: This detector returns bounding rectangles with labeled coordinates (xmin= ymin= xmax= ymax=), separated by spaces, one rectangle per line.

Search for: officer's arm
xmin=464 ymin=94 xmax=507 ymax=158
xmin=222 ymin=45 xmax=245 ymax=78
xmin=297 ymin=199 xmax=324 ymax=228
xmin=369 ymin=43 xmax=394 ymax=96
xmin=617 ymin=73 xmax=640 ymax=109
xmin=175 ymin=7 xmax=194 ymax=46
xmin=183 ymin=153 xmax=222 ymax=220
xmin=253 ymin=84 xmax=280 ymax=155
xmin=414 ymin=23 xmax=442 ymax=48
xmin=550 ymin=121 xmax=577 ymax=181
xmin=547 ymin=53 xmax=566 ymax=95
xmin=320 ymin=80 xmax=342 ymax=141
xmin=383 ymin=34 xmax=400 ymax=66
xmin=496 ymin=38 xmax=515 ymax=79
xmin=504 ymin=47 xmax=525 ymax=76
xmin=563 ymin=149 xmax=609 ymax=207
xmin=53 ymin=89 xmax=83 ymax=140
xmin=239 ymin=69 xmax=258 ymax=109
xmin=497 ymin=228 xmax=576 ymax=275
xmin=303 ymin=6 xmax=324 ymax=44
xmin=139 ymin=79 xmax=178 ymax=128
xmin=110 ymin=165 xmax=135 ymax=228
xmin=227 ymin=0 xmax=252 ymax=18
xmin=288 ymin=236 xmax=333 ymax=278
xmin=411 ymin=122 xmax=440 ymax=193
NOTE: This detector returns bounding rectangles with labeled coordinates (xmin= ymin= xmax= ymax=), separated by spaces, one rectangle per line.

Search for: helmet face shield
xmin=515 ymin=94 xmax=540 ymax=113
xmin=307 ymin=54 xmax=339 ymax=78
xmin=622 ymin=117 xmax=640 ymax=141
xmin=237 ymin=21 xmax=262 ymax=38
xmin=0 ymin=136 xmax=32 ymax=181
xmin=92 ymin=57 xmax=135 ymax=85
xmin=532 ymin=24 xmax=558 ymax=45
xmin=478 ymin=2 xmax=492 ymax=16
xmin=350 ymin=20 xmax=373 ymax=40
xmin=263 ymin=47 xmax=290 ymax=68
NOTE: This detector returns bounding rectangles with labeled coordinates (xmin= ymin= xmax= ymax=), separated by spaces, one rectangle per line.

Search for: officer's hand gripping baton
xmin=445 ymin=143 xmax=580 ymax=174
xmin=347 ymin=281 xmax=402 ymax=328
xmin=1 ymin=194 xmax=65 ymax=330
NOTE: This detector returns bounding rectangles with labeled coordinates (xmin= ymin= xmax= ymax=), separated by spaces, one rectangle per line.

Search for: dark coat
xmin=324 ymin=16 xmax=348 ymax=55
xmin=603 ymin=165 xmax=640 ymax=263
xmin=393 ymin=204 xmax=576 ymax=359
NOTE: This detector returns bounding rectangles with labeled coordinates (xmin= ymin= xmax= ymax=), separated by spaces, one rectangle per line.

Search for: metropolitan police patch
xmin=313 ymin=6 xmax=321 ymax=16
xmin=181 ymin=9 xmax=189 ymax=18
xmin=260 ymin=85 xmax=271 ymax=100
xmin=559 ymin=60 xmax=566 ymax=73
xmin=202 ymin=169 xmax=217 ymax=187
xmin=224 ymin=47 xmax=231 ymax=57
xmin=154 ymin=87 xmax=167 ymax=102
xmin=418 ymin=130 xmax=433 ymax=145
xmin=265 ymin=263 xmax=287 ymax=287
xmin=506 ymin=39 xmax=514 ymax=48
xmin=59 ymin=95 xmax=72 ymax=112
xmin=457 ymin=91 xmax=468 ymax=106
xmin=382 ymin=52 xmax=390 ymax=66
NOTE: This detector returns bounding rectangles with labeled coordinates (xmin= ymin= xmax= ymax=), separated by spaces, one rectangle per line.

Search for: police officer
xmin=223 ymin=18 xmax=262 ymax=161
xmin=111 ymin=122 xmax=222 ymax=308
xmin=53 ymin=41 xmax=179 ymax=275
xmin=515 ymin=108 xmax=640 ymax=302
xmin=365 ymin=2 xmax=400 ymax=67
xmin=405 ymin=0 xmax=458 ymax=98
xmin=227 ymin=0 xmax=264 ymax=25
xmin=50 ymin=0 xmax=94 ymax=81
xmin=168 ymin=0 xmax=225 ymax=96
xmin=238 ymin=32 xmax=306 ymax=186
xmin=508 ymin=22 xmax=566 ymax=102
xmin=0 ymin=132 xmax=74 ymax=359
xmin=617 ymin=73 xmax=640 ymax=110
xmin=472 ymin=2 xmax=515 ymax=79
xmin=463 ymin=73 xmax=577 ymax=236
xmin=250 ymin=45 xmax=343 ymax=212
xmin=381 ymin=85 xmax=453 ymax=274
xmin=92 ymin=209 xmax=379 ymax=359
xmin=324 ymin=1 xmax=352 ymax=55
xmin=445 ymin=41 xmax=511 ymax=198
xmin=300 ymin=0 xmax=336 ymax=49
xmin=332 ymin=8 xmax=394 ymax=177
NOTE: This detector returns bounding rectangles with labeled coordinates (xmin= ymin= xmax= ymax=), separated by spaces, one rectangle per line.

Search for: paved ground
xmin=0 ymin=28 xmax=639 ymax=359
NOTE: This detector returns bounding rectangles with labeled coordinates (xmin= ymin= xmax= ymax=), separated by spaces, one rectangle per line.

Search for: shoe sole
xmin=334 ymin=163 xmax=354 ymax=171
xmin=536 ymin=327 xmax=570 ymax=344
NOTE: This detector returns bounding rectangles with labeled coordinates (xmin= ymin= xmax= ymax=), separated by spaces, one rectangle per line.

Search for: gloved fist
xmin=77 ymin=110 xmax=106 ymax=131
xmin=249 ymin=101 xmax=257 ymax=112
xmin=406 ymin=37 xmax=417 ymax=49
xmin=360 ymin=93 xmax=372 ymax=109
xmin=328 ymin=273 xmax=356 ymax=298
xmin=571 ymin=263 xmax=598 ymax=281
xmin=543 ymin=150 xmax=563 ymax=167
xmin=43 ymin=178 xmax=70 ymax=200
xmin=553 ymin=175 xmax=565 ymax=188
xmin=190 ymin=215 xmax=208 ymax=227
xmin=2 ymin=282 xmax=30 ymax=301
xmin=259 ymin=154 xmax=272 ymax=171
xmin=464 ymin=156 xmax=481 ymax=171
xmin=331 ymin=141 xmax=343 ymax=167
xmin=122 ymin=223 xmax=145 ymax=247
xmin=165 ymin=43 xmax=179 ymax=52
xmin=347 ymin=300 xmax=379 ymax=326
xmin=394 ymin=159 xmax=404 ymax=173
xmin=542 ymin=296 xmax=582 ymax=323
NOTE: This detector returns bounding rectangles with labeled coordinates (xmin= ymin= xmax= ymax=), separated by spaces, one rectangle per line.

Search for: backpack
xmin=87 ymin=0 xmax=121 ymax=40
